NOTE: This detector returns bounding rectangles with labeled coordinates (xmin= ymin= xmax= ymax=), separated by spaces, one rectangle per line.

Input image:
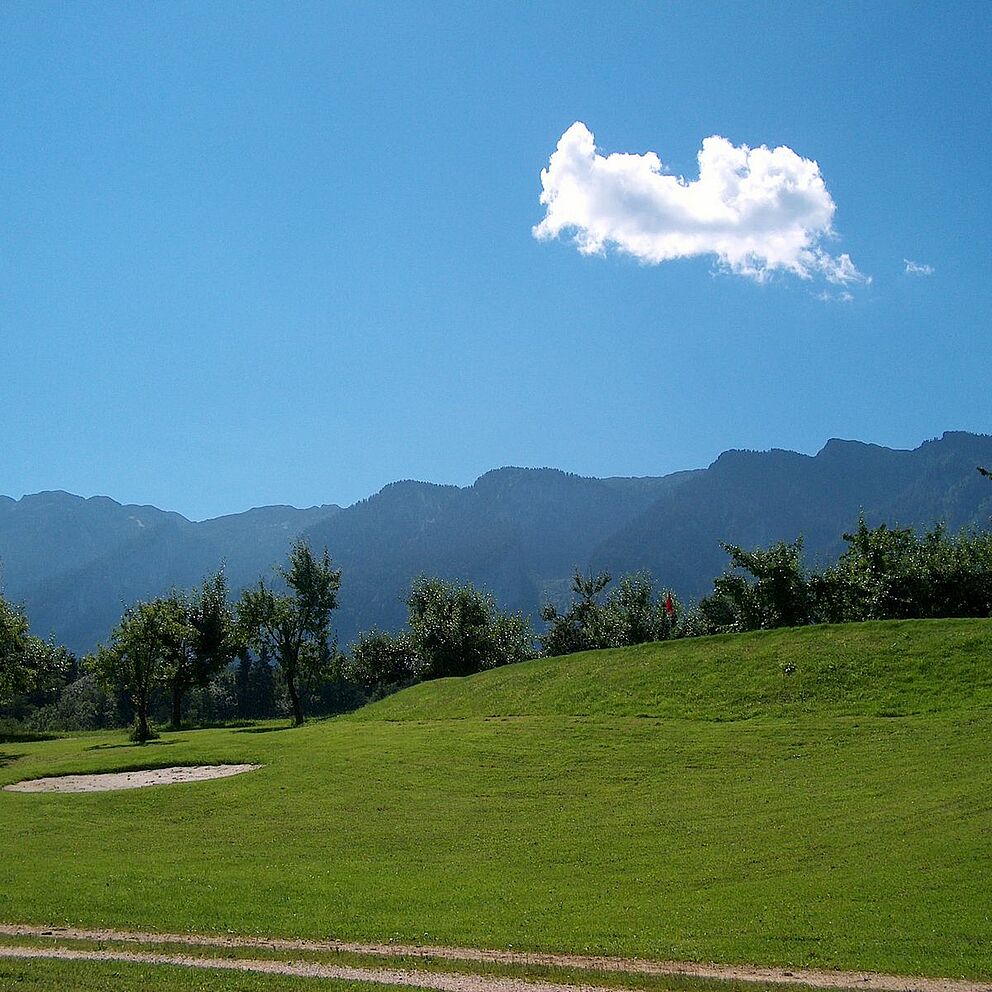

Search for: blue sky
xmin=2 ymin=1 xmax=990 ymax=520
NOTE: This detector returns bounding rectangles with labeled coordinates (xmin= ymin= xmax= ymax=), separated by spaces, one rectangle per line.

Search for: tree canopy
xmin=237 ymin=540 xmax=341 ymax=726
xmin=541 ymin=570 xmax=682 ymax=656
xmin=159 ymin=573 xmax=236 ymax=728
xmin=90 ymin=600 xmax=176 ymax=742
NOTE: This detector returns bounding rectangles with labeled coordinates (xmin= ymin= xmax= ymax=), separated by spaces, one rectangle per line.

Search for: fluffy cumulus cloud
xmin=904 ymin=259 xmax=935 ymax=276
xmin=534 ymin=122 xmax=867 ymax=286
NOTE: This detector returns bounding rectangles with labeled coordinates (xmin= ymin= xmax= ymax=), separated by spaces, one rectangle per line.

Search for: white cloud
xmin=812 ymin=289 xmax=855 ymax=304
xmin=904 ymin=259 xmax=934 ymax=276
xmin=534 ymin=122 xmax=867 ymax=286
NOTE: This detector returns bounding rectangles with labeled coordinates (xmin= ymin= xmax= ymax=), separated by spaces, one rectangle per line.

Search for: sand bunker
xmin=3 ymin=764 xmax=261 ymax=793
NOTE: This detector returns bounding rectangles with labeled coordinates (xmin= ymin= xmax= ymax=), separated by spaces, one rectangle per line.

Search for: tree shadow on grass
xmin=233 ymin=725 xmax=296 ymax=735
xmin=0 ymin=731 xmax=57 ymax=744
xmin=0 ymin=751 xmax=26 ymax=769
xmin=86 ymin=740 xmax=176 ymax=752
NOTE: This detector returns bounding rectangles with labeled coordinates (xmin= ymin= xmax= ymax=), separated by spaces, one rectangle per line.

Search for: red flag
xmin=664 ymin=593 xmax=675 ymax=617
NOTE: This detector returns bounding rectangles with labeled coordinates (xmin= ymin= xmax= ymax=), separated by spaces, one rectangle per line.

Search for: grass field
xmin=1 ymin=619 xmax=990 ymax=983
xmin=0 ymin=956 xmax=375 ymax=992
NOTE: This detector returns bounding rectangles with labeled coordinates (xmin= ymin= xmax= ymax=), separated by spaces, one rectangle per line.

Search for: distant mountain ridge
xmin=3 ymin=431 xmax=991 ymax=654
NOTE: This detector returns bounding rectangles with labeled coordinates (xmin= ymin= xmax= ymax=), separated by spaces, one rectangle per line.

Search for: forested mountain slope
xmin=591 ymin=431 xmax=992 ymax=600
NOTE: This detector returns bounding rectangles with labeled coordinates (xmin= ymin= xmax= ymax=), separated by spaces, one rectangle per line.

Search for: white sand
xmin=3 ymin=764 xmax=261 ymax=793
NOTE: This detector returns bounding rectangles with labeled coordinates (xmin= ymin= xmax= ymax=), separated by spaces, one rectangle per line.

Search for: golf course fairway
xmin=1 ymin=619 xmax=990 ymax=984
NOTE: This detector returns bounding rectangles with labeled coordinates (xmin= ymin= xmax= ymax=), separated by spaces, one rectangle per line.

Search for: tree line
xmin=3 ymin=474 xmax=991 ymax=739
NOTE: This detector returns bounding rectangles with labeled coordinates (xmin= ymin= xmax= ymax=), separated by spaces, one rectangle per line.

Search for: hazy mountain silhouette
xmin=590 ymin=432 xmax=992 ymax=602
xmin=2 ymin=431 xmax=990 ymax=654
xmin=0 ymin=496 xmax=340 ymax=653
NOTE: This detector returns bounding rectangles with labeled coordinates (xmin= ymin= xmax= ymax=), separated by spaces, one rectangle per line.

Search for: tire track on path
xmin=0 ymin=944 xmax=623 ymax=992
xmin=0 ymin=924 xmax=989 ymax=992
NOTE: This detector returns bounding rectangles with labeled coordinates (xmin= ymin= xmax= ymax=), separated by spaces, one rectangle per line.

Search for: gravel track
xmin=1 ymin=925 xmax=990 ymax=992
xmin=0 ymin=944 xmax=615 ymax=992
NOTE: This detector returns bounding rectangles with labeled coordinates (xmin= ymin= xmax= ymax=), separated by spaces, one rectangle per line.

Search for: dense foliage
xmin=236 ymin=540 xmax=342 ymax=726
xmin=0 ymin=594 xmax=76 ymax=734
xmin=348 ymin=576 xmax=535 ymax=696
xmin=701 ymin=517 xmax=992 ymax=633
xmin=540 ymin=570 xmax=688 ymax=656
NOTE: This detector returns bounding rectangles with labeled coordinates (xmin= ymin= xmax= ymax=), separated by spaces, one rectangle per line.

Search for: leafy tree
xmin=237 ymin=540 xmax=341 ymax=726
xmin=816 ymin=518 xmax=924 ymax=622
xmin=349 ymin=629 xmax=422 ymax=696
xmin=406 ymin=576 xmax=534 ymax=679
xmin=1 ymin=595 xmax=74 ymax=710
xmin=700 ymin=518 xmax=992 ymax=632
xmin=159 ymin=572 xmax=236 ymax=729
xmin=601 ymin=572 xmax=680 ymax=646
xmin=0 ymin=596 xmax=32 ymax=705
xmin=90 ymin=600 xmax=176 ymax=742
xmin=541 ymin=570 xmax=681 ymax=655
xmin=920 ymin=526 xmax=992 ymax=618
xmin=700 ymin=539 xmax=811 ymax=632
xmin=815 ymin=517 xmax=992 ymax=622
xmin=540 ymin=570 xmax=613 ymax=656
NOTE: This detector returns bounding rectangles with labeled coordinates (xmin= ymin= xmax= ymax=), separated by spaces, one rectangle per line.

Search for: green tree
xmin=0 ymin=596 xmax=32 ymax=705
xmin=700 ymin=539 xmax=811 ymax=632
xmin=601 ymin=572 xmax=680 ymax=646
xmin=817 ymin=517 xmax=923 ymax=622
xmin=237 ymin=540 xmax=341 ymax=726
xmin=348 ymin=629 xmax=422 ymax=696
xmin=1 ymin=595 xmax=74 ymax=710
xmin=814 ymin=516 xmax=992 ymax=622
xmin=540 ymin=570 xmax=613 ymax=656
xmin=406 ymin=576 xmax=534 ymax=679
xmin=90 ymin=600 xmax=175 ymax=742
xmin=541 ymin=570 xmax=681 ymax=654
xmin=160 ymin=572 xmax=236 ymax=729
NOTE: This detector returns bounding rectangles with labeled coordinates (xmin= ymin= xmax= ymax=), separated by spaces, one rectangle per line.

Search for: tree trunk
xmin=171 ymin=681 xmax=183 ymax=730
xmin=286 ymin=672 xmax=304 ymax=727
xmin=135 ymin=698 xmax=152 ymax=743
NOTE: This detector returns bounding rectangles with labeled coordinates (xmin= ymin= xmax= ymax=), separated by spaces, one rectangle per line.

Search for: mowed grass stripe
xmin=1 ymin=621 xmax=990 ymax=980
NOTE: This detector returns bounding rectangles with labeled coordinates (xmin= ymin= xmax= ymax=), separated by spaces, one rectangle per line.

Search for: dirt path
xmin=0 ymin=924 xmax=989 ymax=992
xmin=0 ymin=944 xmax=612 ymax=992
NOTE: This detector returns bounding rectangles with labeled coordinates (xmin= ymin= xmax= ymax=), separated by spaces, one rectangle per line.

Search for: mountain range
xmin=3 ymin=431 xmax=991 ymax=655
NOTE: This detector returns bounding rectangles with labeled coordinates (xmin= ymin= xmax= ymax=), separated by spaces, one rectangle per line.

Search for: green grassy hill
xmin=1 ymin=620 xmax=990 ymax=980
xmin=357 ymin=619 xmax=992 ymax=721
